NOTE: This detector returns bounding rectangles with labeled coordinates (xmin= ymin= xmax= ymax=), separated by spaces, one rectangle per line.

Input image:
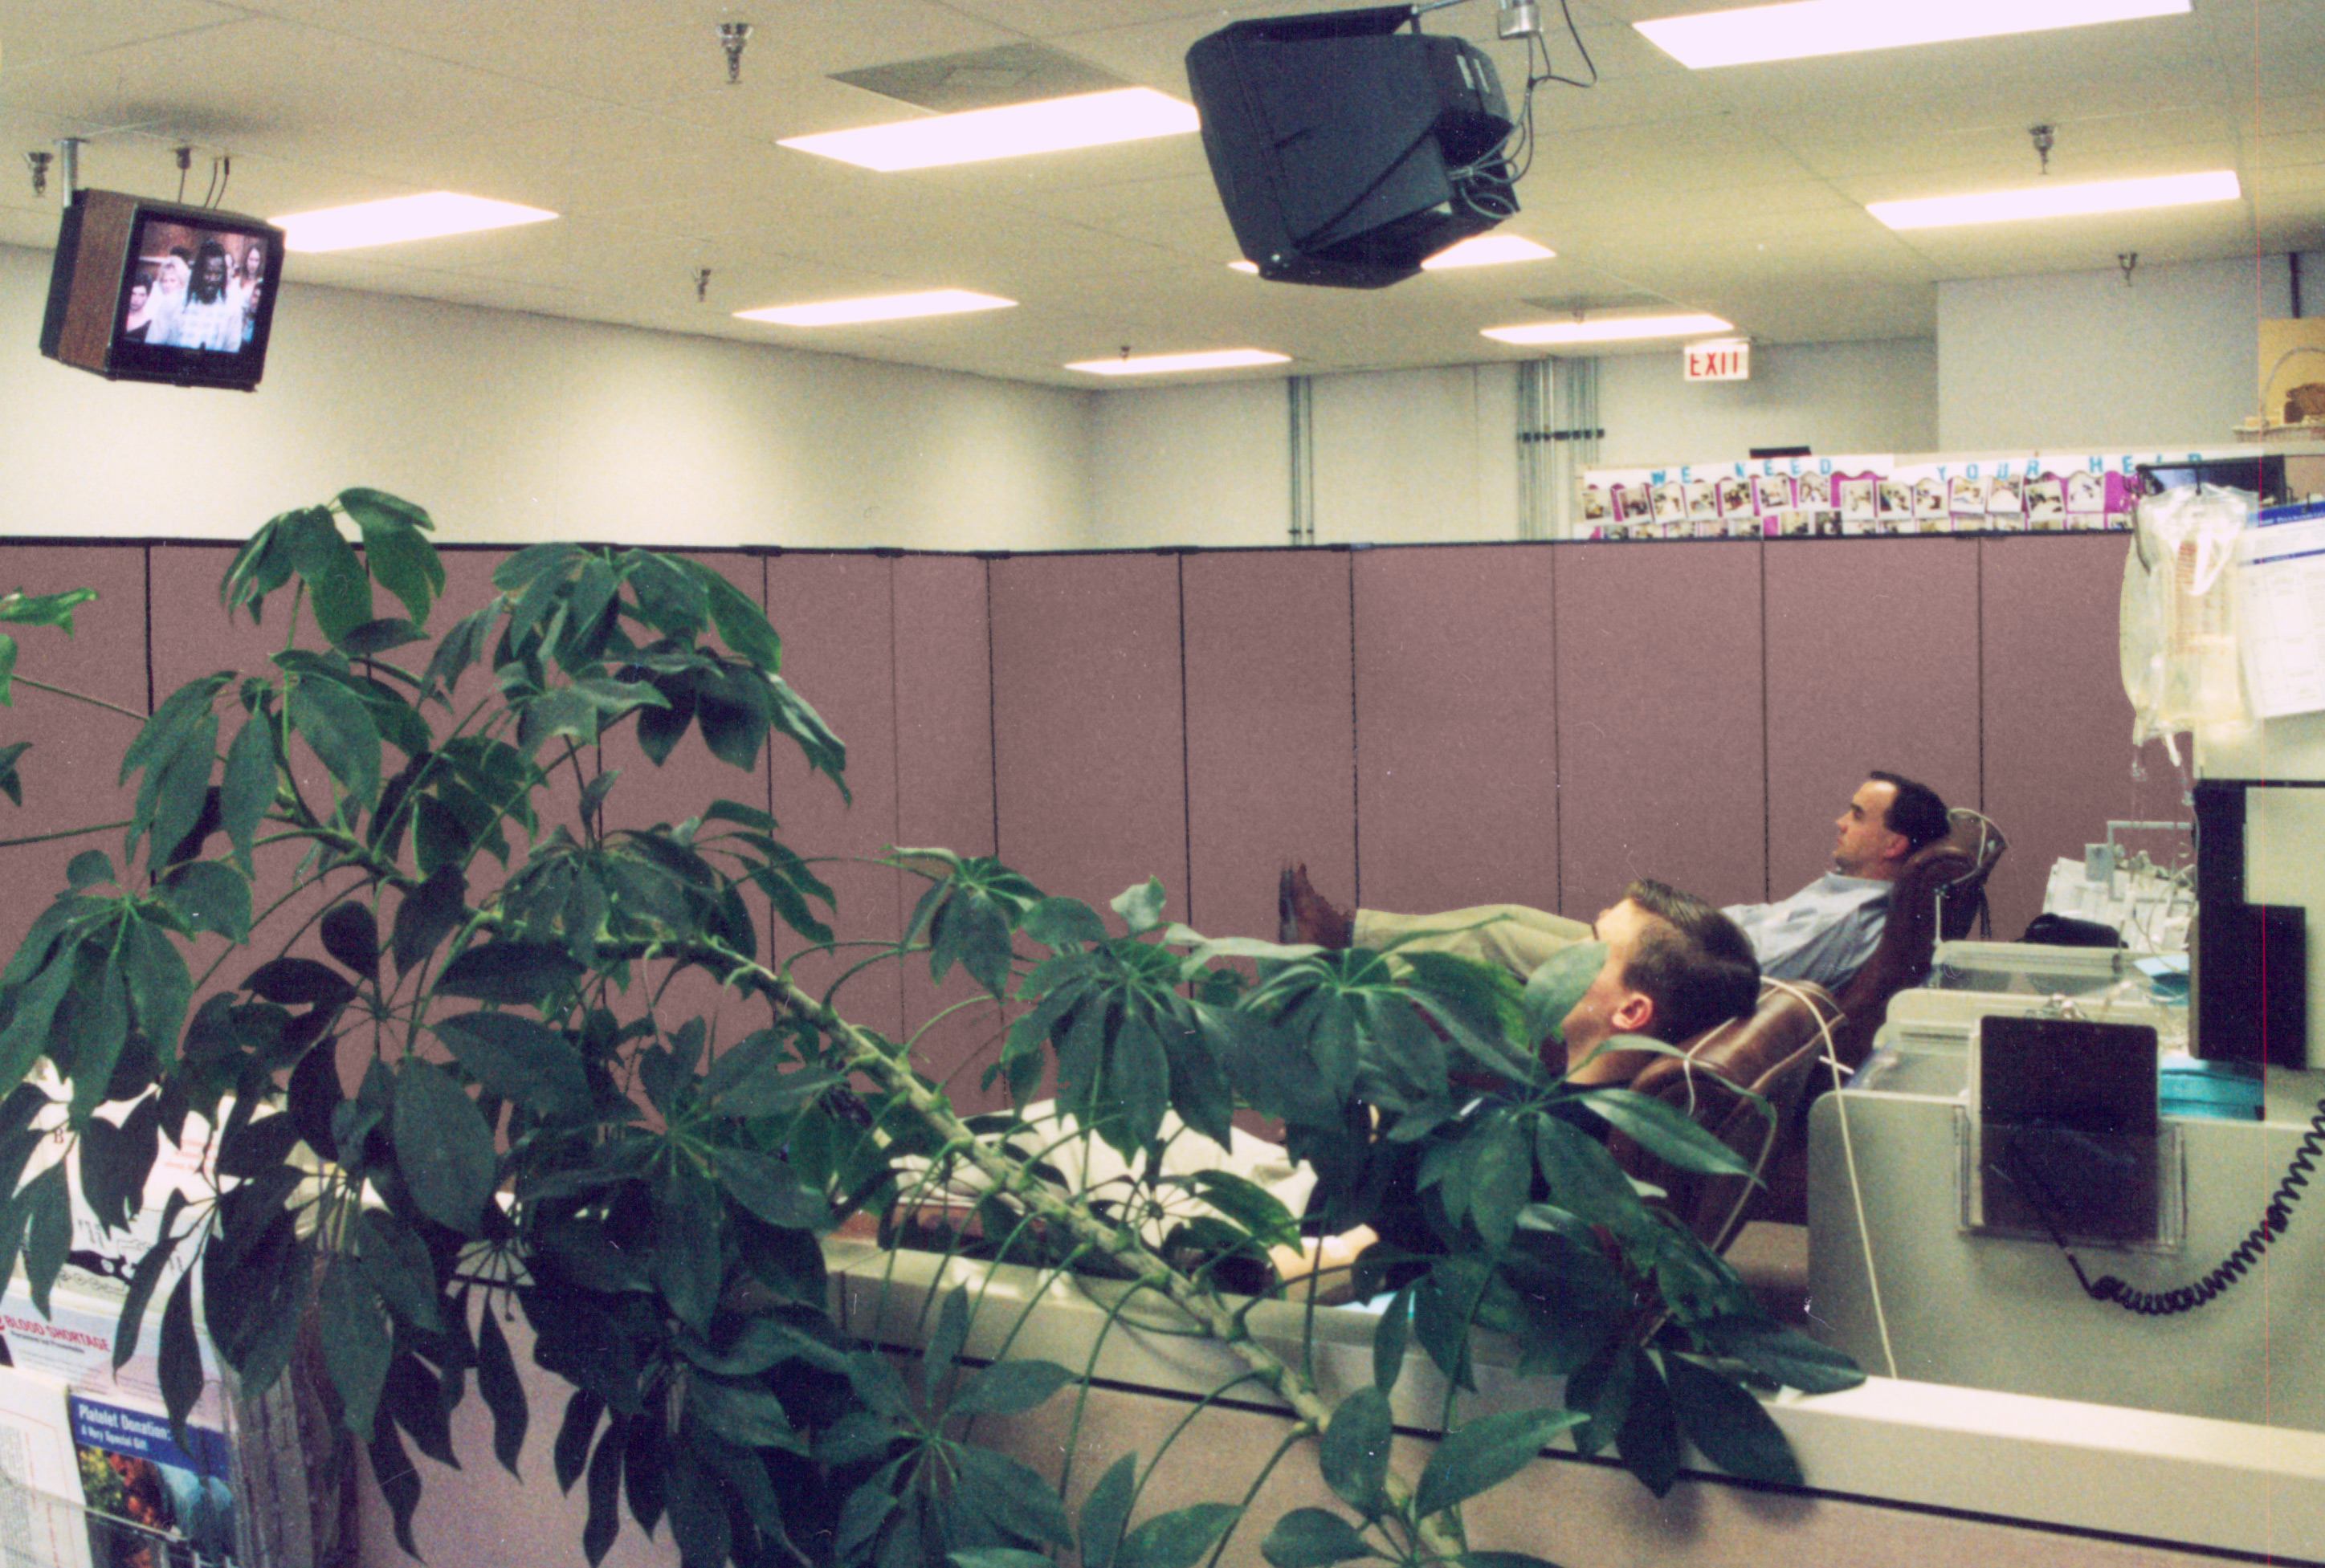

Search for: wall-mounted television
xmin=38 ymin=189 xmax=285 ymax=392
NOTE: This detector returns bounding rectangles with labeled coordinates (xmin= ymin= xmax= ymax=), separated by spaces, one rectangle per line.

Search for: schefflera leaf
xmin=390 ymin=1059 xmax=498 ymax=1233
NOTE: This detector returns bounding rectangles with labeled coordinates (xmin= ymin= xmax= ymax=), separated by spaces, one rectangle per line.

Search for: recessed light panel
xmin=736 ymin=290 xmax=1017 ymax=326
xmin=781 ymin=88 xmax=1197 ymax=172
xmin=1422 ymin=235 xmax=1556 ymax=270
xmin=272 ymin=193 xmax=557 ymax=252
xmin=1867 ymin=170 xmax=2241 ymax=229
xmin=1483 ymin=313 xmax=1732 ymax=346
xmin=1636 ymin=0 xmax=2188 ymax=68
xmin=1067 ymin=349 xmax=1290 ymax=376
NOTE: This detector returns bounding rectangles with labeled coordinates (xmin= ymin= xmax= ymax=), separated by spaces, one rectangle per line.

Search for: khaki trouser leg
xmin=1351 ymin=904 xmax=1594 ymax=980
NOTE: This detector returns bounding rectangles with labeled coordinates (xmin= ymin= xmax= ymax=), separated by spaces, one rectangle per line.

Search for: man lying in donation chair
xmin=1271 ymin=882 xmax=1839 ymax=1301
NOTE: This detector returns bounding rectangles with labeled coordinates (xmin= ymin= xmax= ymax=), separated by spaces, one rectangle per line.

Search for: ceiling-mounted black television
xmin=38 ymin=189 xmax=285 ymax=392
xmin=1185 ymin=5 xmax=1517 ymax=289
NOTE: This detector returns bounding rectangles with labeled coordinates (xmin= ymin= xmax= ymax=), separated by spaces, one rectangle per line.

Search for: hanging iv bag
xmin=2120 ymin=483 xmax=2254 ymax=762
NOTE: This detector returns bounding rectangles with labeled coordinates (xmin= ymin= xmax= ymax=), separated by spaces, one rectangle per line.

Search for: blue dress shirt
xmin=1723 ymin=873 xmax=1892 ymax=988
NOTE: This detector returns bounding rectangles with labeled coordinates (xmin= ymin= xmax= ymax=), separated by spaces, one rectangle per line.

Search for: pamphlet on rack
xmin=67 ymin=1392 xmax=238 ymax=1567
xmin=0 ymin=1365 xmax=96 ymax=1568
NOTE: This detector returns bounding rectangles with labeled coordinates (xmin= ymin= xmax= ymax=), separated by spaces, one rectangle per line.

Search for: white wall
xmin=1087 ymin=365 xmax=1524 ymax=548
xmin=1938 ymin=255 xmax=2296 ymax=453
xmin=2 ymin=243 xmax=1096 ymax=551
xmin=1596 ymin=338 xmax=1940 ymax=467
xmin=15 ymin=237 xmax=2320 ymax=556
xmin=1089 ymin=378 xmax=1290 ymax=547
xmin=1312 ymin=364 xmax=1520 ymax=544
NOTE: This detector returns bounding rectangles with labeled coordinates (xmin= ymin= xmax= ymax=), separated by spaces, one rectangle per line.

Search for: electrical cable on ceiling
xmin=1443 ymin=0 xmax=1594 ymax=215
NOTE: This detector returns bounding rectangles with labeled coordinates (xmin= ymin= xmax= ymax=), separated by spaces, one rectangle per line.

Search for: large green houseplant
xmin=0 ymin=491 xmax=1858 ymax=1568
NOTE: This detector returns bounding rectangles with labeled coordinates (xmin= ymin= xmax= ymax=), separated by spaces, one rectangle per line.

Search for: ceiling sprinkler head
xmin=2030 ymin=123 xmax=2055 ymax=175
xmin=25 ymin=150 xmax=51 ymax=198
xmin=719 ymin=22 xmax=753 ymax=85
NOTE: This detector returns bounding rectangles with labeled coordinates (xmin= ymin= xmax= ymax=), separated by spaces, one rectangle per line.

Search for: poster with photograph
xmin=2064 ymin=469 xmax=2105 ymax=519
xmin=1836 ymin=474 xmax=1879 ymax=533
xmin=2026 ymin=474 xmax=2066 ymax=530
xmin=1581 ymin=449 xmax=2236 ymax=540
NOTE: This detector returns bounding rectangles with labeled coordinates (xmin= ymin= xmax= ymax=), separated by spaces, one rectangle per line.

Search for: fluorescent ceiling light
xmin=1067 ymin=349 xmax=1290 ymax=376
xmin=1422 ymin=235 xmax=1556 ymax=269
xmin=1868 ymin=170 xmax=2241 ymax=228
xmin=781 ymin=88 xmax=1197 ymax=172
xmin=736 ymin=290 xmax=1016 ymax=327
xmin=1637 ymin=0 xmax=2188 ymax=68
xmin=272 ymin=193 xmax=557 ymax=252
xmin=1483 ymin=313 xmax=1732 ymax=346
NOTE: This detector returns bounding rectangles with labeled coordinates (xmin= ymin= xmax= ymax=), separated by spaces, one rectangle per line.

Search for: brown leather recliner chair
xmin=1601 ymin=978 xmax=1845 ymax=1255
xmin=1750 ymin=807 xmax=2008 ymax=1226
xmin=1826 ymin=807 xmax=2008 ymax=1078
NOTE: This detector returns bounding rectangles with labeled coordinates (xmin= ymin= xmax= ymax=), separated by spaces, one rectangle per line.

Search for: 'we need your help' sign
xmin=1684 ymin=339 xmax=1750 ymax=381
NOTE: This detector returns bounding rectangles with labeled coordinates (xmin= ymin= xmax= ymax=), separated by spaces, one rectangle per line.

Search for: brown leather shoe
xmin=1279 ymin=862 xmax=1352 ymax=949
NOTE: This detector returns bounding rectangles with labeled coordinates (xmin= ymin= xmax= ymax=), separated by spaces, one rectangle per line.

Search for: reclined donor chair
xmin=1751 ymin=805 xmax=2008 ymax=1228
xmin=1827 ymin=806 xmax=2008 ymax=1077
xmin=1600 ymin=978 xmax=1845 ymax=1256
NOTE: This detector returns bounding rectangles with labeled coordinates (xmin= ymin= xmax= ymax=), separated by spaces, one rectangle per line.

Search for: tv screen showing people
xmin=110 ymin=210 xmax=279 ymax=382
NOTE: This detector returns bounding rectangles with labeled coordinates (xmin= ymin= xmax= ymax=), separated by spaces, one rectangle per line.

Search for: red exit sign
xmin=1684 ymin=339 xmax=1751 ymax=381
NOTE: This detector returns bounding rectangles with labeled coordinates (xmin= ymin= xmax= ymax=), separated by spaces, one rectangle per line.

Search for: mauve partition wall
xmin=1764 ymin=536 xmax=1984 ymax=897
xmin=988 ymin=553 xmax=1189 ymax=923
xmin=1182 ymin=550 xmax=1357 ymax=944
xmin=1352 ymin=544 xmax=1561 ymax=917
xmin=891 ymin=556 xmax=1006 ymax=1105
xmin=1980 ymin=532 xmax=2180 ymax=939
xmin=764 ymin=553 xmax=905 ymax=1045
xmin=0 ymin=544 xmax=149 ymax=968
xmin=1555 ymin=540 xmax=1766 ymax=912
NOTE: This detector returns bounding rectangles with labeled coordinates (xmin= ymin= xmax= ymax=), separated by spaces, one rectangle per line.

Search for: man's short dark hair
xmin=1870 ymin=770 xmax=1949 ymax=854
xmin=191 ymin=239 xmax=230 ymax=304
xmin=1621 ymin=878 xmax=1761 ymax=1044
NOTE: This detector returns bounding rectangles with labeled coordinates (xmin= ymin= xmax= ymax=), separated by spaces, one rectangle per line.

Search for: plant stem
xmin=0 ymin=819 xmax=133 ymax=849
xmin=781 ymin=976 xmax=1469 ymax=1562
xmin=8 ymin=677 xmax=148 ymax=723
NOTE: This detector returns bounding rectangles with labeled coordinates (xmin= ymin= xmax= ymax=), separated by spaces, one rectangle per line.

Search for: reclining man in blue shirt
xmin=1281 ymin=771 xmax=1949 ymax=993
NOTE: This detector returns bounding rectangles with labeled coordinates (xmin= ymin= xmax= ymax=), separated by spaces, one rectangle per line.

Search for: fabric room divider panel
xmin=987 ymin=553 xmax=1189 ymax=938
xmin=1763 ymin=536 xmax=1982 ymax=901
xmin=1181 ymin=549 xmax=1357 ymax=946
xmin=1351 ymin=544 xmax=1561 ymax=919
xmin=0 ymin=542 xmax=150 ymax=971
xmin=763 ymin=552 xmax=904 ymax=1049
xmin=1978 ymin=531 xmax=2177 ymax=940
xmin=890 ymin=555 xmax=1005 ymax=1109
xmin=1554 ymin=540 xmax=1765 ymax=914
